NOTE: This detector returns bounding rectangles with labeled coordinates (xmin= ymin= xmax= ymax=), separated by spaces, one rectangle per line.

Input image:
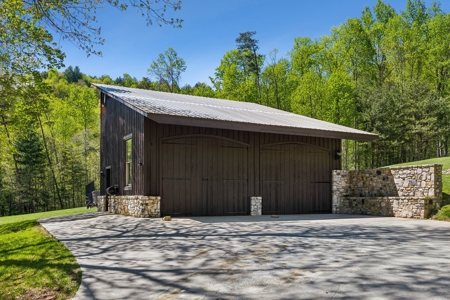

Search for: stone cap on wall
xmin=333 ymin=163 xmax=443 ymax=172
xmin=379 ymin=164 xmax=443 ymax=170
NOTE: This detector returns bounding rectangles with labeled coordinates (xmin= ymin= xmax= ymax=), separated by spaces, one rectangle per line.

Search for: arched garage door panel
xmin=261 ymin=143 xmax=331 ymax=214
xmin=161 ymin=136 xmax=248 ymax=216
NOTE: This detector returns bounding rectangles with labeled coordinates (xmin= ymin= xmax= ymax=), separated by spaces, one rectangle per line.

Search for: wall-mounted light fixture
xmin=335 ymin=150 xmax=342 ymax=160
xmin=100 ymin=169 xmax=104 ymax=176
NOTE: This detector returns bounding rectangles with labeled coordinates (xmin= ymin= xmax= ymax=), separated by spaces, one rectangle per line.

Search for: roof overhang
xmin=147 ymin=113 xmax=378 ymax=141
xmin=93 ymin=83 xmax=378 ymax=142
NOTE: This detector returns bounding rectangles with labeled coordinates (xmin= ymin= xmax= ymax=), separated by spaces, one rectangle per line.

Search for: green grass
xmin=0 ymin=207 xmax=97 ymax=300
xmin=0 ymin=207 xmax=92 ymax=226
xmin=389 ymin=156 xmax=450 ymax=170
xmin=434 ymin=204 xmax=450 ymax=221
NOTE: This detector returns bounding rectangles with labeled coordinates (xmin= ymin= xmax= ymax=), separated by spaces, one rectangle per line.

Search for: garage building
xmin=94 ymin=84 xmax=377 ymax=217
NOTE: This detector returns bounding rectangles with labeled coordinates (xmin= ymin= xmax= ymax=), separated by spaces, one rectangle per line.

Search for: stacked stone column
xmin=250 ymin=196 xmax=262 ymax=216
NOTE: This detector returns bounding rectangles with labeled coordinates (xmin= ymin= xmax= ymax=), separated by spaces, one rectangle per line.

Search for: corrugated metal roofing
xmin=93 ymin=84 xmax=377 ymax=141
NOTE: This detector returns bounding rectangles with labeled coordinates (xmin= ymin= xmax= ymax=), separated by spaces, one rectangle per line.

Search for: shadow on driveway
xmin=39 ymin=213 xmax=450 ymax=300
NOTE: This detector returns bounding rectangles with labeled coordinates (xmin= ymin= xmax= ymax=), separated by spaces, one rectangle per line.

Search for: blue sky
xmin=58 ymin=0 xmax=450 ymax=86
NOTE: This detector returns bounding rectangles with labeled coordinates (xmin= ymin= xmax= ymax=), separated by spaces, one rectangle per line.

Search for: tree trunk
xmin=2 ymin=116 xmax=19 ymax=178
xmin=37 ymin=116 xmax=64 ymax=209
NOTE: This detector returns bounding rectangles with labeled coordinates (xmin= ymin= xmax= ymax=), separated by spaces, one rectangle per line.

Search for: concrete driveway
xmin=39 ymin=213 xmax=450 ymax=300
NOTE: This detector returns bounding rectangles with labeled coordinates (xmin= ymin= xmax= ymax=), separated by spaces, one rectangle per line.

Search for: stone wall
xmin=97 ymin=195 xmax=161 ymax=218
xmin=337 ymin=197 xmax=436 ymax=218
xmin=332 ymin=164 xmax=442 ymax=219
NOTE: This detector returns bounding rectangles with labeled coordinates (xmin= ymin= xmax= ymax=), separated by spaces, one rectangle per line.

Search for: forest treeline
xmin=1 ymin=0 xmax=450 ymax=216
xmin=96 ymin=1 xmax=450 ymax=170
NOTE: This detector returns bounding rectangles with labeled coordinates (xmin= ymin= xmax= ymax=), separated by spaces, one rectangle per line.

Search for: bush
xmin=434 ymin=204 xmax=450 ymax=221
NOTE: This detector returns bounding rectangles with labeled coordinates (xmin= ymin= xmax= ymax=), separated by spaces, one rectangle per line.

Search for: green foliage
xmin=0 ymin=207 xmax=93 ymax=299
xmin=147 ymin=47 xmax=187 ymax=92
xmin=211 ymin=49 xmax=258 ymax=102
xmin=0 ymin=66 xmax=100 ymax=216
xmin=236 ymin=31 xmax=265 ymax=103
xmin=64 ymin=66 xmax=82 ymax=84
xmin=434 ymin=204 xmax=450 ymax=221
xmin=14 ymin=126 xmax=47 ymax=214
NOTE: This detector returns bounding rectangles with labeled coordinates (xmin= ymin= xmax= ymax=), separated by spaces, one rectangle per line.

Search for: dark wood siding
xmin=143 ymin=119 xmax=341 ymax=216
xmin=100 ymin=94 xmax=145 ymax=195
xmin=160 ymin=136 xmax=248 ymax=216
xmin=260 ymin=143 xmax=332 ymax=214
xmin=144 ymin=119 xmax=253 ymax=197
xmin=100 ymin=94 xmax=342 ymax=215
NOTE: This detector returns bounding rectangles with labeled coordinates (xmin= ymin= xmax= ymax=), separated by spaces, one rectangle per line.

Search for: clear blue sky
xmin=58 ymin=0 xmax=450 ymax=86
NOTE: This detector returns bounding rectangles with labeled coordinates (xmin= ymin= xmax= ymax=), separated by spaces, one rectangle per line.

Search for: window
xmin=125 ymin=136 xmax=132 ymax=187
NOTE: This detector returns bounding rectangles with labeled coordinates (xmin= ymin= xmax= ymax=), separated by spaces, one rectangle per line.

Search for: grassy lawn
xmin=437 ymin=175 xmax=450 ymax=221
xmin=388 ymin=157 xmax=450 ymax=221
xmin=0 ymin=207 xmax=97 ymax=300
xmin=389 ymin=156 xmax=450 ymax=170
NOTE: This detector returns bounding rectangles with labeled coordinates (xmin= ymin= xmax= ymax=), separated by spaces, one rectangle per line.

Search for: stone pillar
xmin=332 ymin=170 xmax=349 ymax=214
xmin=148 ymin=196 xmax=161 ymax=218
xmin=97 ymin=196 xmax=106 ymax=212
xmin=250 ymin=196 xmax=262 ymax=216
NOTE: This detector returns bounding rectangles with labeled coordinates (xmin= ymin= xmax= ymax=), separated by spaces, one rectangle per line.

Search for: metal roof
xmin=93 ymin=84 xmax=377 ymax=141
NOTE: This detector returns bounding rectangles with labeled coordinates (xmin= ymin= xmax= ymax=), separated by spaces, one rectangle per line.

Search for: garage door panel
xmin=223 ymin=180 xmax=248 ymax=215
xmin=262 ymin=181 xmax=285 ymax=214
xmin=162 ymin=138 xmax=194 ymax=215
xmin=161 ymin=136 xmax=248 ymax=216
xmin=261 ymin=143 xmax=331 ymax=215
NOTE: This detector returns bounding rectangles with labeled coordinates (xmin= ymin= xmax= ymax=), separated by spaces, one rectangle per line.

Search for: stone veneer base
xmin=97 ymin=195 xmax=160 ymax=218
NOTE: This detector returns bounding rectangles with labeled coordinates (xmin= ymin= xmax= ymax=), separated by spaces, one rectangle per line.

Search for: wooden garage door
xmin=260 ymin=143 xmax=331 ymax=214
xmin=161 ymin=136 xmax=248 ymax=216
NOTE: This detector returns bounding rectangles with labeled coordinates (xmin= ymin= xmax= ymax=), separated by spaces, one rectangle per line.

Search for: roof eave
xmin=147 ymin=113 xmax=378 ymax=142
xmin=92 ymin=83 xmax=378 ymax=141
xmin=92 ymin=83 xmax=148 ymax=117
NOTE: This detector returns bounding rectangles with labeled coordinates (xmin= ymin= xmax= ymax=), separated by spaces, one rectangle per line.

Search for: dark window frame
xmin=124 ymin=134 xmax=132 ymax=189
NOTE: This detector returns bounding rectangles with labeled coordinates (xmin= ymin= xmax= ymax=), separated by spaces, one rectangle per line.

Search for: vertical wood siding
xmin=160 ymin=136 xmax=248 ymax=216
xmin=100 ymin=95 xmax=341 ymax=215
xmin=143 ymin=119 xmax=341 ymax=216
xmin=100 ymin=94 xmax=145 ymax=195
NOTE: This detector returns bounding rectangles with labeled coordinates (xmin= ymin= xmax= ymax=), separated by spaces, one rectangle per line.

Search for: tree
xmin=261 ymin=49 xmax=291 ymax=110
xmin=147 ymin=47 xmax=187 ymax=92
xmin=236 ymin=31 xmax=265 ymax=103
xmin=211 ymin=49 xmax=256 ymax=102
xmin=7 ymin=0 xmax=182 ymax=58
xmin=136 ymin=77 xmax=155 ymax=90
xmin=64 ymin=66 xmax=83 ymax=84
xmin=15 ymin=125 xmax=47 ymax=213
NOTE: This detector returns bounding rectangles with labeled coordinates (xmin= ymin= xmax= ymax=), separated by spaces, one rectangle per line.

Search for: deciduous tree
xmin=148 ymin=47 xmax=187 ymax=92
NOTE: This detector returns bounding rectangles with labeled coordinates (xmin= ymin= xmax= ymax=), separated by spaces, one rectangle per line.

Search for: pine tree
xmin=15 ymin=125 xmax=47 ymax=213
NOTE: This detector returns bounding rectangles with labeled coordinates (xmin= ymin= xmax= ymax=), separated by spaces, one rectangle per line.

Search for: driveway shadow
xmin=39 ymin=212 xmax=108 ymax=224
xmin=39 ymin=213 xmax=450 ymax=300
xmin=183 ymin=213 xmax=384 ymax=224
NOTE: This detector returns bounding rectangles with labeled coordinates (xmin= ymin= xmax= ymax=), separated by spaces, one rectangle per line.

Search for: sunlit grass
xmin=389 ymin=156 xmax=450 ymax=170
xmin=434 ymin=204 xmax=450 ymax=221
xmin=0 ymin=207 xmax=97 ymax=300
xmin=0 ymin=207 xmax=93 ymax=225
